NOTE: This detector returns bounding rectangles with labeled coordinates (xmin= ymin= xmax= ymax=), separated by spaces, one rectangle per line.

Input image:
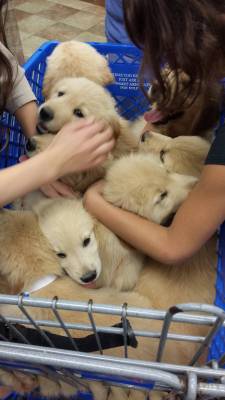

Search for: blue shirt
xmin=105 ymin=0 xmax=131 ymax=44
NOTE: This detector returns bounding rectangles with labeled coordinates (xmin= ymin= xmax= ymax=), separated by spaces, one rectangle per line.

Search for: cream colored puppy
xmin=43 ymin=41 xmax=113 ymax=99
xmin=139 ymin=130 xmax=210 ymax=177
xmin=104 ymin=153 xmax=197 ymax=224
xmin=25 ymin=77 xmax=138 ymax=194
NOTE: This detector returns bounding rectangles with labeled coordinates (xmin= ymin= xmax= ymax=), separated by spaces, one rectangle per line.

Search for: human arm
xmin=14 ymin=100 xmax=38 ymax=138
xmin=0 ymin=118 xmax=114 ymax=207
xmin=84 ymin=164 xmax=225 ymax=264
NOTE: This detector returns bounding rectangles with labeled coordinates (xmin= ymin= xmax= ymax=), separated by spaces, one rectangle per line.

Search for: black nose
xmin=80 ymin=270 xmax=97 ymax=283
xmin=26 ymin=138 xmax=36 ymax=152
xmin=39 ymin=106 xmax=54 ymax=122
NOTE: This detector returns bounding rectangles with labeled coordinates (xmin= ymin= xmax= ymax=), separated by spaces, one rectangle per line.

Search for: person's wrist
xmin=37 ymin=148 xmax=61 ymax=183
xmin=84 ymin=187 xmax=104 ymax=216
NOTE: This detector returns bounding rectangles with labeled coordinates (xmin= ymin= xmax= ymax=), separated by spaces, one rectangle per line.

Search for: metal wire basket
xmin=0 ymin=294 xmax=225 ymax=399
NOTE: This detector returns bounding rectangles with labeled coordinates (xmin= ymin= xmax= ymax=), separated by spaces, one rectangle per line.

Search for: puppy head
xmin=145 ymin=67 xmax=221 ymax=137
xmin=104 ymin=153 xmax=197 ymax=224
xmin=139 ymin=130 xmax=210 ymax=176
xmin=33 ymin=198 xmax=102 ymax=286
xmin=38 ymin=77 xmax=121 ymax=137
xmin=43 ymin=41 xmax=114 ymax=98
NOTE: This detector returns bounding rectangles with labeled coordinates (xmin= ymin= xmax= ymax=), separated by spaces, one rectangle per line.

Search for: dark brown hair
xmin=123 ymin=0 xmax=225 ymax=110
xmin=0 ymin=0 xmax=14 ymax=111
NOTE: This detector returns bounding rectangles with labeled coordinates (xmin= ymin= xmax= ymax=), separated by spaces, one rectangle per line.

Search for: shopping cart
xmin=0 ymin=41 xmax=224 ymax=400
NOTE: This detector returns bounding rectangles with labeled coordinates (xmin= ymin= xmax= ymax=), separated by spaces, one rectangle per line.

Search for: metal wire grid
xmin=0 ymin=295 xmax=225 ymax=398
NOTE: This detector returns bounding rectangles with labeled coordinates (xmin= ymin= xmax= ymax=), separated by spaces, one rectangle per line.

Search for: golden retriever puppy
xmin=139 ymin=130 xmax=210 ymax=177
xmin=27 ymin=77 xmax=138 ymax=193
xmin=144 ymin=67 xmax=222 ymax=140
xmin=43 ymin=41 xmax=113 ymax=99
xmin=103 ymin=152 xmax=216 ymax=307
xmin=0 ymin=163 xmax=212 ymax=399
xmin=3 ymin=197 xmax=143 ymax=292
xmin=104 ymin=153 xmax=197 ymax=224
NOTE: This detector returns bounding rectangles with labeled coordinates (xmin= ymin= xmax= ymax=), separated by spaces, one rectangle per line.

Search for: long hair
xmin=123 ymin=0 xmax=225 ymax=110
xmin=0 ymin=0 xmax=13 ymax=111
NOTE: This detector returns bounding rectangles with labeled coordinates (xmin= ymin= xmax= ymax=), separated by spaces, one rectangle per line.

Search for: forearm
xmin=15 ymin=101 xmax=38 ymax=138
xmin=85 ymin=192 xmax=175 ymax=263
xmin=0 ymin=151 xmax=57 ymax=207
xmin=85 ymin=166 xmax=225 ymax=264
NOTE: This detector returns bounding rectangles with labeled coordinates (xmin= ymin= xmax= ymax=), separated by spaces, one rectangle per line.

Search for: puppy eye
xmin=83 ymin=237 xmax=91 ymax=247
xmin=160 ymin=191 xmax=168 ymax=201
xmin=160 ymin=150 xmax=166 ymax=163
xmin=58 ymin=91 xmax=65 ymax=97
xmin=74 ymin=108 xmax=84 ymax=118
xmin=140 ymin=131 xmax=151 ymax=143
xmin=57 ymin=252 xmax=67 ymax=258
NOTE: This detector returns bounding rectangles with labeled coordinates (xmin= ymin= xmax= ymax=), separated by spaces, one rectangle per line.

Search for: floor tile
xmin=89 ymin=20 xmax=105 ymax=36
xmin=14 ymin=9 xmax=31 ymax=21
xmin=12 ymin=0 xmax=28 ymax=6
xmin=35 ymin=4 xmax=78 ymax=22
xmin=22 ymin=35 xmax=46 ymax=60
xmin=74 ymin=31 xmax=105 ymax=42
xmin=38 ymin=22 xmax=82 ymax=42
xmin=19 ymin=30 xmax=32 ymax=41
xmin=15 ymin=0 xmax=54 ymax=14
xmin=18 ymin=15 xmax=56 ymax=34
xmin=82 ymin=0 xmax=105 ymax=5
xmin=63 ymin=11 xmax=103 ymax=30
xmin=83 ymin=3 xmax=105 ymax=16
xmin=47 ymin=0 xmax=89 ymax=10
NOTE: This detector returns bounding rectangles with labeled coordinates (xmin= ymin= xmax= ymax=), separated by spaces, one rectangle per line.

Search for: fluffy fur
xmin=28 ymin=77 xmax=138 ymax=194
xmin=139 ymin=130 xmax=210 ymax=177
xmin=103 ymin=152 xmax=216 ymax=307
xmin=104 ymin=153 xmax=198 ymax=224
xmin=0 ymin=201 xmax=103 ymax=290
xmin=0 ymin=157 xmax=201 ymax=399
xmin=145 ymin=68 xmax=223 ymax=140
xmin=43 ymin=41 xmax=113 ymax=99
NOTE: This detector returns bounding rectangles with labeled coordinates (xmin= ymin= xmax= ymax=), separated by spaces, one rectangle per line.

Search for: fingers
xmin=92 ymin=138 xmax=115 ymax=158
xmin=40 ymin=182 xmax=77 ymax=198
xmin=51 ymin=181 xmax=76 ymax=197
xmin=40 ymin=184 xmax=61 ymax=198
xmin=89 ymin=154 xmax=108 ymax=168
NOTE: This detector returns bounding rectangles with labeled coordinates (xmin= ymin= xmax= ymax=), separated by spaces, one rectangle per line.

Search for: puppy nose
xmin=80 ymin=270 xmax=97 ymax=283
xmin=26 ymin=138 xmax=36 ymax=152
xmin=39 ymin=106 xmax=54 ymax=122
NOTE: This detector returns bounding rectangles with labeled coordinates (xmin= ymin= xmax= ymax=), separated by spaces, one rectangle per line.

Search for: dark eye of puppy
xmin=160 ymin=150 xmax=166 ymax=163
xmin=83 ymin=237 xmax=91 ymax=247
xmin=74 ymin=108 xmax=84 ymax=118
xmin=58 ymin=91 xmax=65 ymax=97
xmin=57 ymin=252 xmax=67 ymax=258
xmin=160 ymin=191 xmax=168 ymax=201
xmin=140 ymin=131 xmax=151 ymax=143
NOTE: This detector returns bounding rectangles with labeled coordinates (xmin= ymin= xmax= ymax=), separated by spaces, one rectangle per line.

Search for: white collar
xmin=25 ymin=274 xmax=58 ymax=294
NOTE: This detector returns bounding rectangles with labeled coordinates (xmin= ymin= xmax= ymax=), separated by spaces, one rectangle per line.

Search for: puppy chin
xmin=80 ymin=281 xmax=97 ymax=289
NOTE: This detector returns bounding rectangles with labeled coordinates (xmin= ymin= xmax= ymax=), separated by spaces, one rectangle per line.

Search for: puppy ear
xmin=43 ymin=74 xmax=56 ymax=100
xmin=109 ymin=115 xmax=122 ymax=139
xmin=101 ymin=68 xmax=114 ymax=86
xmin=32 ymin=198 xmax=56 ymax=218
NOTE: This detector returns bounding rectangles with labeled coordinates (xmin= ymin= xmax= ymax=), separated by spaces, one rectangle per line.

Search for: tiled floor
xmin=13 ymin=0 xmax=106 ymax=61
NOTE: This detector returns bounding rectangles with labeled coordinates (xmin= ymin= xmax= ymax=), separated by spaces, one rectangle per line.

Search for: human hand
xmin=40 ymin=180 xmax=78 ymax=198
xmin=83 ymin=180 xmax=105 ymax=214
xmin=46 ymin=118 xmax=115 ymax=179
xmin=19 ymin=155 xmax=78 ymax=198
